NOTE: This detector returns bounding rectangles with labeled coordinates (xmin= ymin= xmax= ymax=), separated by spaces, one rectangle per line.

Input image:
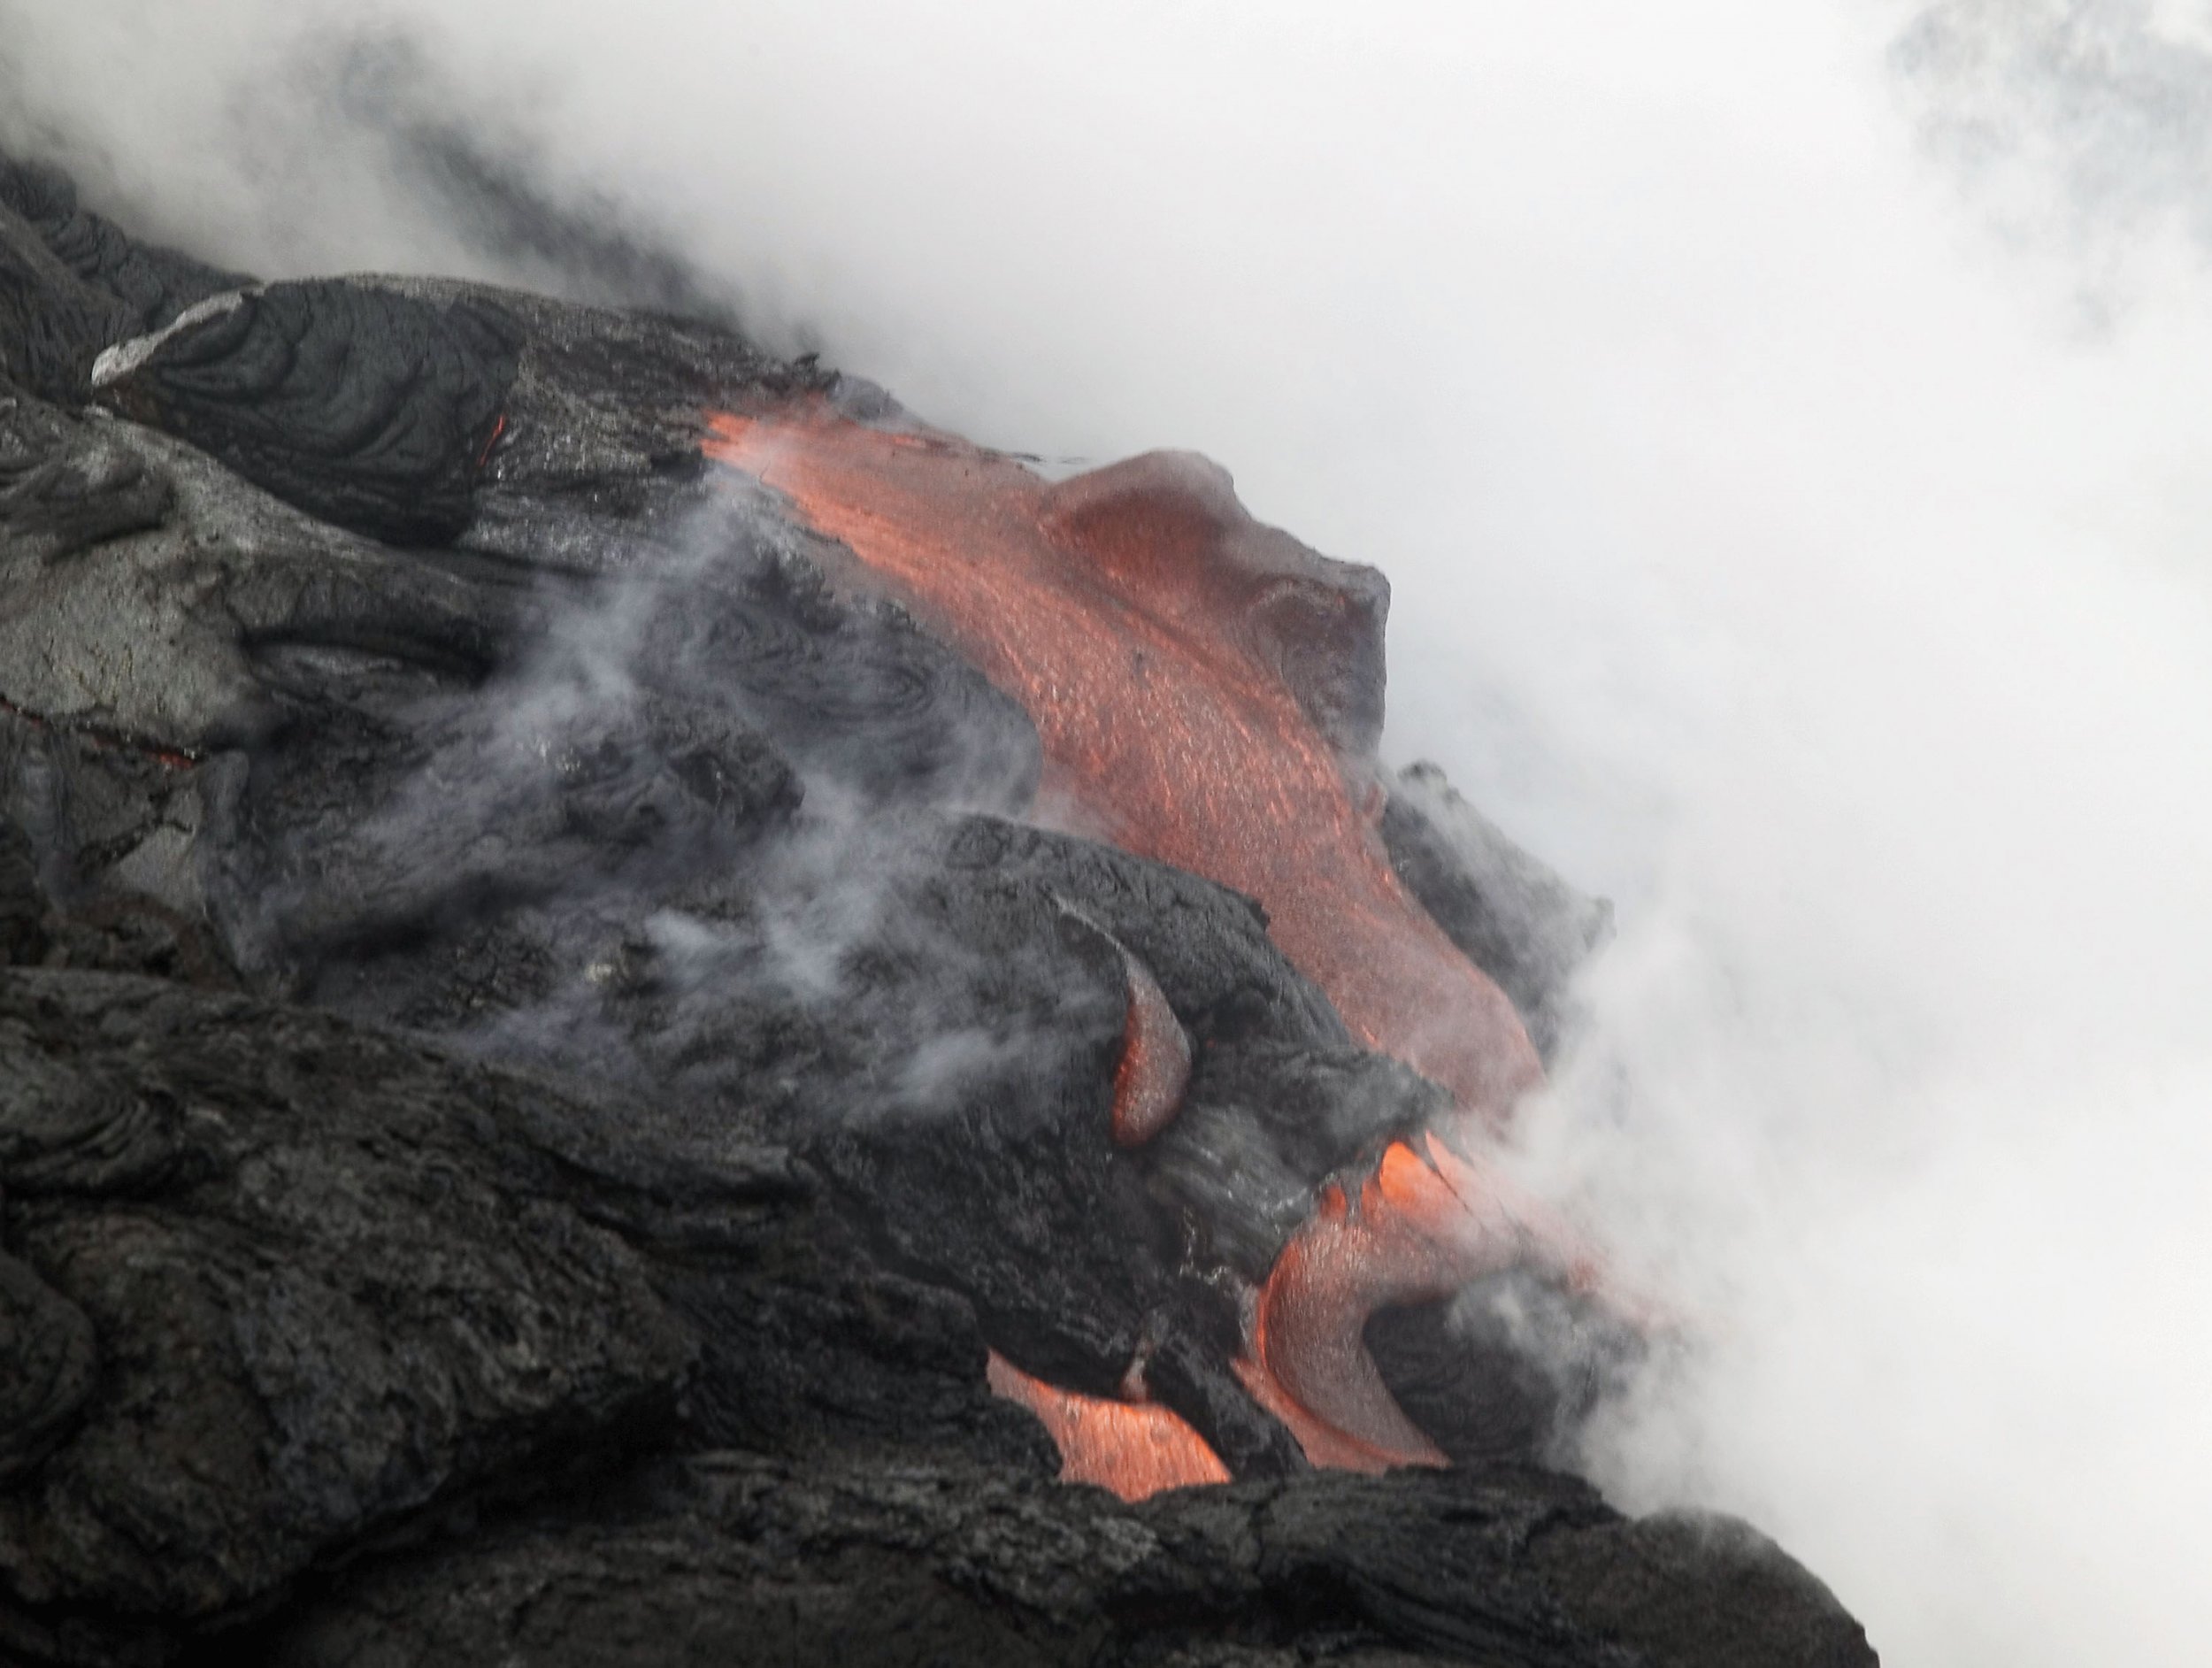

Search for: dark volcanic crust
xmin=0 ymin=951 xmax=1056 ymax=1662
xmin=0 ymin=854 xmax=1872 ymax=1668
xmin=1380 ymin=761 xmax=1614 ymax=1064
xmin=93 ymin=281 xmax=519 ymax=546
xmin=242 ymin=1458 xmax=1872 ymax=1668
xmin=0 ymin=157 xmax=241 ymax=407
xmin=0 ymin=152 xmax=1876 ymax=1667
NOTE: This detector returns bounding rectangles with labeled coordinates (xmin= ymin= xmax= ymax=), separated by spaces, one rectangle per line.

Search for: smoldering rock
xmin=940 ymin=815 xmax=1348 ymax=1047
xmin=1365 ymin=1272 xmax=1646 ymax=1469
xmin=233 ymin=781 xmax=1423 ymax=1483
xmin=740 ymin=824 xmax=1313 ymax=1475
xmin=0 ymin=341 xmax=1022 ymax=945
xmin=206 ymin=526 xmax=1041 ymax=1008
xmin=370 ymin=809 xmax=1363 ymax=1477
xmin=633 ymin=527 xmax=1042 ymax=814
xmin=1143 ymin=1041 xmax=1450 ymax=1285
xmin=227 ymin=679 xmax=803 ymax=974
xmin=423 ymin=273 xmax=813 ymax=573
xmin=1382 ymin=759 xmax=1614 ymax=1062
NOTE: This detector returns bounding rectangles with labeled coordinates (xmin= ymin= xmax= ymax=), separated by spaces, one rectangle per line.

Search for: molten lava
xmin=1110 ymin=946 xmax=1191 ymax=1149
xmin=703 ymin=402 xmax=1540 ymax=1124
xmin=704 ymin=397 xmax=1586 ymax=1495
xmin=985 ymin=1350 xmax=1231 ymax=1501
xmin=1237 ymin=1134 xmax=1602 ymax=1468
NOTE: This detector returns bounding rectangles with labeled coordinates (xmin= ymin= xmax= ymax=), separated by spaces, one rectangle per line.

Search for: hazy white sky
xmin=6 ymin=4 xmax=2211 ymax=1662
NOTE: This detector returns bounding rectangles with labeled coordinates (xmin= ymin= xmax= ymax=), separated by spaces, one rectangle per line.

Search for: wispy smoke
xmin=1896 ymin=0 xmax=2212 ymax=312
xmin=7 ymin=4 xmax=2212 ymax=1664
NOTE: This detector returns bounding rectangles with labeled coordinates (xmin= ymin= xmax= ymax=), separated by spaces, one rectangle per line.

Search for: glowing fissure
xmin=704 ymin=399 xmax=1562 ymax=1493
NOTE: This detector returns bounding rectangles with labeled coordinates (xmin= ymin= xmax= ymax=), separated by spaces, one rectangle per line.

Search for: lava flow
xmin=703 ymin=401 xmax=1540 ymax=1123
xmin=986 ymin=1351 xmax=1231 ymax=1501
xmin=703 ymin=397 xmax=1574 ymax=1493
xmin=1237 ymin=1133 xmax=1604 ymax=1469
xmin=1109 ymin=941 xmax=1192 ymax=1149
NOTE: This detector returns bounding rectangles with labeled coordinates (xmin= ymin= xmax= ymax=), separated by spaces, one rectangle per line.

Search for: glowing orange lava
xmin=985 ymin=1349 xmax=1231 ymax=1500
xmin=1110 ymin=949 xmax=1191 ymax=1149
xmin=704 ymin=398 xmax=1586 ymax=1490
xmin=703 ymin=402 xmax=1540 ymax=1125
xmin=1237 ymin=1134 xmax=1602 ymax=1468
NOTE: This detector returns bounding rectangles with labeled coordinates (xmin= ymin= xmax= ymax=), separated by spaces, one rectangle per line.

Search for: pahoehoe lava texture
xmin=0 ymin=158 xmax=243 ymax=407
xmin=0 ymin=388 xmax=173 ymax=564
xmin=93 ymin=279 xmax=518 ymax=545
xmin=0 ymin=152 xmax=1874 ymax=1666
xmin=0 ymin=159 xmax=244 ymax=342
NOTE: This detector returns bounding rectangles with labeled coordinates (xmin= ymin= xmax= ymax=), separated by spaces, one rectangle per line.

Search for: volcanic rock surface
xmin=0 ymin=152 xmax=1874 ymax=1665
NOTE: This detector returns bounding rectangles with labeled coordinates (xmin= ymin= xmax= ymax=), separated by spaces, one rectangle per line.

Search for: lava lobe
xmin=1109 ymin=939 xmax=1192 ymax=1149
xmin=702 ymin=401 xmax=1541 ymax=1123
xmin=703 ymin=396 xmax=1572 ymax=1489
xmin=985 ymin=1351 xmax=1230 ymax=1501
xmin=1237 ymin=1134 xmax=1605 ymax=1468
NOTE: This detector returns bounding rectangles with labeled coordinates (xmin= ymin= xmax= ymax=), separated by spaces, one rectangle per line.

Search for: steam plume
xmin=5 ymin=3 xmax=2211 ymax=1663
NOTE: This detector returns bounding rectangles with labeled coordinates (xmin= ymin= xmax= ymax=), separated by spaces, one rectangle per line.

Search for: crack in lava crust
xmin=703 ymin=399 xmax=1568 ymax=1487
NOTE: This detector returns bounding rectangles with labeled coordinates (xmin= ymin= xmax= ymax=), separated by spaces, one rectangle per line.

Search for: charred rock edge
xmin=1381 ymin=761 xmax=1615 ymax=1065
xmin=0 ymin=150 xmax=1874 ymax=1666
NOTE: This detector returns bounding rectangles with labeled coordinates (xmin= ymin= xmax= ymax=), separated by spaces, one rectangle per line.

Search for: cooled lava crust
xmin=0 ymin=149 xmax=1873 ymax=1667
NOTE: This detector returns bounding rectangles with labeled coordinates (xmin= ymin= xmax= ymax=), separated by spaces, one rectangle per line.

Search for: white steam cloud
xmin=7 ymin=3 xmax=2212 ymax=1663
xmin=1895 ymin=0 xmax=2212 ymax=318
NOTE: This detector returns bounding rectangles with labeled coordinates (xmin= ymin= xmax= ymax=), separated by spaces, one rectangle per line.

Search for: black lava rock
xmin=0 ymin=155 xmax=1877 ymax=1668
xmin=92 ymin=281 xmax=518 ymax=546
xmin=0 ymin=157 xmax=243 ymax=340
xmin=237 ymin=1457 xmax=1871 ymax=1668
xmin=1382 ymin=760 xmax=1614 ymax=1063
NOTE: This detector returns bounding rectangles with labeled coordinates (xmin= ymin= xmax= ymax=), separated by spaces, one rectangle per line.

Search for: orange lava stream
xmin=704 ymin=399 xmax=1572 ymax=1488
xmin=985 ymin=1349 xmax=1232 ymax=1500
xmin=703 ymin=403 xmax=1540 ymax=1124
xmin=1237 ymin=1133 xmax=1601 ymax=1467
